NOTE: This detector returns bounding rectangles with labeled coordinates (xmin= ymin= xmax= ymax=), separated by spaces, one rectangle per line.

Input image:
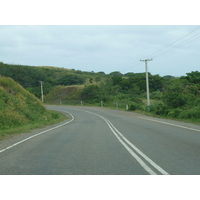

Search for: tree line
xmin=1 ymin=61 xmax=200 ymax=121
xmin=80 ymin=70 xmax=200 ymax=121
xmin=0 ymin=62 xmax=86 ymax=98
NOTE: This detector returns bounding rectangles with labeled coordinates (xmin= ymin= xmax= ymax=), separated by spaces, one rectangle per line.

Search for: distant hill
xmin=163 ymin=75 xmax=175 ymax=79
xmin=0 ymin=62 xmax=107 ymax=98
xmin=0 ymin=61 xmax=177 ymax=108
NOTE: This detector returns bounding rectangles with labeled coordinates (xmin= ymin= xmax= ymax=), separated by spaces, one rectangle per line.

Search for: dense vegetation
xmin=150 ymin=71 xmax=200 ymax=120
xmin=0 ymin=62 xmax=87 ymax=98
xmin=1 ymin=61 xmax=200 ymax=123
xmin=0 ymin=76 xmax=66 ymax=139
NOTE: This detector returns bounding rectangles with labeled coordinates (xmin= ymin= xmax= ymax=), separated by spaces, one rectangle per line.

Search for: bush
xmin=150 ymin=91 xmax=162 ymax=100
xmin=162 ymin=80 xmax=187 ymax=108
xmin=57 ymin=74 xmax=85 ymax=85
xmin=80 ymin=85 xmax=101 ymax=103
xmin=150 ymin=102 xmax=169 ymax=116
xmin=167 ymin=108 xmax=182 ymax=118
xmin=129 ymin=103 xmax=142 ymax=111
xmin=52 ymin=112 xmax=59 ymax=119
xmin=179 ymin=106 xmax=200 ymax=119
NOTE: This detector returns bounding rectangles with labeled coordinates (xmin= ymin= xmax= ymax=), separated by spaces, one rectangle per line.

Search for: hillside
xmin=45 ymin=85 xmax=84 ymax=105
xmin=2 ymin=61 xmax=200 ymax=123
xmin=0 ymin=76 xmax=66 ymax=139
xmin=0 ymin=62 xmax=106 ymax=99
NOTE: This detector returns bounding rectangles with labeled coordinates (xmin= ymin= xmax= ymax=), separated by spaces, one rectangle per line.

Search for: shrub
xmin=52 ymin=112 xmax=59 ymax=119
xmin=162 ymin=80 xmax=187 ymax=108
xmin=129 ymin=103 xmax=142 ymax=111
xmin=150 ymin=102 xmax=169 ymax=116
xmin=80 ymin=85 xmax=101 ymax=103
xmin=179 ymin=106 xmax=200 ymax=119
xmin=167 ymin=108 xmax=182 ymax=118
xmin=150 ymin=91 xmax=162 ymax=100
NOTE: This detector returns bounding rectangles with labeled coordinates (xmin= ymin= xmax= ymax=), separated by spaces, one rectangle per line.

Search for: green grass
xmin=134 ymin=105 xmax=200 ymax=125
xmin=0 ymin=76 xmax=67 ymax=140
xmin=0 ymin=110 xmax=67 ymax=140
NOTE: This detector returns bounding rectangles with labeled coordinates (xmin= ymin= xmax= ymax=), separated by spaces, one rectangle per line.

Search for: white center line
xmin=82 ymin=110 xmax=169 ymax=175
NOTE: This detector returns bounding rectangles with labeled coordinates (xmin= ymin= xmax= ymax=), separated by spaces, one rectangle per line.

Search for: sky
xmin=1 ymin=25 xmax=200 ymax=77
xmin=1 ymin=0 xmax=200 ymax=78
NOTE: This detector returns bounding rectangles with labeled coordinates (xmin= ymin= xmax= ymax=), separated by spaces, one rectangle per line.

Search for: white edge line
xmin=139 ymin=116 xmax=200 ymax=132
xmin=0 ymin=111 xmax=74 ymax=154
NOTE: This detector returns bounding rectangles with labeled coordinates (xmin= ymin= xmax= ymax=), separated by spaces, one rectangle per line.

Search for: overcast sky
xmin=0 ymin=25 xmax=200 ymax=77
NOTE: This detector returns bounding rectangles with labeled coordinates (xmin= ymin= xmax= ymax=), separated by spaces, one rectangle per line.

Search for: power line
xmin=119 ymin=60 xmax=140 ymax=72
xmin=118 ymin=26 xmax=200 ymax=73
xmin=120 ymin=61 xmax=141 ymax=73
xmin=153 ymin=31 xmax=200 ymax=59
xmin=142 ymin=26 xmax=200 ymax=59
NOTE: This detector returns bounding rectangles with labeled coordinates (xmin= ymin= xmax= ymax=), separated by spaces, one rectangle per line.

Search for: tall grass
xmin=0 ymin=76 xmax=67 ymax=139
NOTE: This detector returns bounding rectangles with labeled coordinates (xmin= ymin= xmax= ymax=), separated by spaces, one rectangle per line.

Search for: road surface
xmin=1 ymin=105 xmax=200 ymax=175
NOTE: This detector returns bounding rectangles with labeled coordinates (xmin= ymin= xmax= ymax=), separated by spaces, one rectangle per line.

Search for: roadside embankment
xmin=0 ymin=76 xmax=67 ymax=140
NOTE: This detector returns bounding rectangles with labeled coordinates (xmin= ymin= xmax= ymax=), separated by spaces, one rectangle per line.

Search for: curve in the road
xmin=0 ymin=111 xmax=74 ymax=154
xmin=80 ymin=109 xmax=169 ymax=175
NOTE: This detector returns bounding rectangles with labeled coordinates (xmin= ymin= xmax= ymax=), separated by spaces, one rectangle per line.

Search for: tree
xmin=95 ymin=77 xmax=101 ymax=84
xmin=80 ymin=85 xmax=101 ymax=103
xmin=119 ymin=79 xmax=132 ymax=91
xmin=57 ymin=74 xmax=85 ymax=85
xmin=162 ymin=80 xmax=187 ymax=108
xmin=112 ymin=76 xmax=123 ymax=86
xmin=89 ymin=78 xmax=93 ymax=83
xmin=109 ymin=71 xmax=123 ymax=77
xmin=186 ymin=71 xmax=200 ymax=84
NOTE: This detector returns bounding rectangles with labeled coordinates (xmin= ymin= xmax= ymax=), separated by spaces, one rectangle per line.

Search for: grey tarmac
xmin=0 ymin=105 xmax=200 ymax=175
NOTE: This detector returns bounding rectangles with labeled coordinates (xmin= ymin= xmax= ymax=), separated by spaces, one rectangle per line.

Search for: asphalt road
xmin=1 ymin=105 xmax=200 ymax=175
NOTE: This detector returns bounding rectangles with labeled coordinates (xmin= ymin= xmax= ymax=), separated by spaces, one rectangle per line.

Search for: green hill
xmin=0 ymin=62 xmax=106 ymax=99
xmin=45 ymin=85 xmax=84 ymax=105
xmin=2 ymin=61 xmax=200 ymax=123
xmin=0 ymin=76 xmax=66 ymax=139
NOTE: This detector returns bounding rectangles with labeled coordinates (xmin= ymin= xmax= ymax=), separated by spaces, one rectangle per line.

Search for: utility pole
xmin=40 ymin=81 xmax=44 ymax=103
xmin=140 ymin=59 xmax=153 ymax=107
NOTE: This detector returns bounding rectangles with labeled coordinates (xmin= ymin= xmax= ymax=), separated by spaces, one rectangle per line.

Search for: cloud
xmin=0 ymin=25 xmax=200 ymax=76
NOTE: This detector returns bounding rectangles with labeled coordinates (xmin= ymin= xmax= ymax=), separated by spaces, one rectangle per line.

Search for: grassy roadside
xmin=133 ymin=109 xmax=200 ymax=125
xmin=49 ymin=102 xmax=200 ymax=126
xmin=0 ymin=110 xmax=68 ymax=140
xmin=0 ymin=76 xmax=68 ymax=140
